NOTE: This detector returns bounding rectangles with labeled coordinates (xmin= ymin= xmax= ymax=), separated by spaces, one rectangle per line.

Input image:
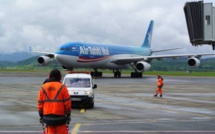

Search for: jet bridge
xmin=184 ymin=1 xmax=215 ymax=50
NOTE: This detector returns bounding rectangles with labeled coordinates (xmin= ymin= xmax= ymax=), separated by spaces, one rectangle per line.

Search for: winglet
xmin=141 ymin=20 xmax=154 ymax=48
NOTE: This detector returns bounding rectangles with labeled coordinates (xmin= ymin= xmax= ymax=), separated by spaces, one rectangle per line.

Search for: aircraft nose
xmin=55 ymin=54 xmax=61 ymax=62
xmin=55 ymin=53 xmax=72 ymax=68
xmin=55 ymin=54 xmax=68 ymax=64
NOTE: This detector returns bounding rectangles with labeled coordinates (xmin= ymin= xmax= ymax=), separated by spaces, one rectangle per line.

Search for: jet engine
xmin=187 ymin=57 xmax=200 ymax=67
xmin=135 ymin=61 xmax=151 ymax=72
xmin=37 ymin=56 xmax=51 ymax=66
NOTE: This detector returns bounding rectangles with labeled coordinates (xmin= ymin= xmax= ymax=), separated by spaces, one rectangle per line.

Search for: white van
xmin=63 ymin=72 xmax=97 ymax=108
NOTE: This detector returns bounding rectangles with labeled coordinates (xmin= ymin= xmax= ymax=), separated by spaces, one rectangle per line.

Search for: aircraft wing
xmin=29 ymin=47 xmax=55 ymax=58
xmin=30 ymin=50 xmax=55 ymax=58
xmin=151 ymin=47 xmax=183 ymax=53
xmin=31 ymin=51 xmax=54 ymax=55
xmin=112 ymin=53 xmax=215 ymax=65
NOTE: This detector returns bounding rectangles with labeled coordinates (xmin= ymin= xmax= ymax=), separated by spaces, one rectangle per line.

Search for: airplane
xmin=33 ymin=20 xmax=215 ymax=78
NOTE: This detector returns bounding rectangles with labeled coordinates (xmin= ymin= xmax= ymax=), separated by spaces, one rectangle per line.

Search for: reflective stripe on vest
xmin=38 ymin=85 xmax=70 ymax=103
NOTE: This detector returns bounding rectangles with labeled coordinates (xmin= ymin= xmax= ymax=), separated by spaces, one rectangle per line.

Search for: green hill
xmin=0 ymin=61 xmax=15 ymax=67
xmin=16 ymin=56 xmax=39 ymax=66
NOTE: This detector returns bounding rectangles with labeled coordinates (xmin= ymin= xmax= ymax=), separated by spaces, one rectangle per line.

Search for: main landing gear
xmin=91 ymin=69 xmax=142 ymax=78
xmin=130 ymin=71 xmax=142 ymax=78
xmin=91 ymin=69 xmax=102 ymax=77
xmin=113 ymin=69 xmax=121 ymax=78
xmin=129 ymin=63 xmax=143 ymax=78
xmin=113 ymin=69 xmax=142 ymax=78
xmin=91 ymin=69 xmax=122 ymax=78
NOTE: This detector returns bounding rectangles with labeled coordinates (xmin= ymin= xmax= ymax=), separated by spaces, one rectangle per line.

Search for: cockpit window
xmin=60 ymin=47 xmax=71 ymax=51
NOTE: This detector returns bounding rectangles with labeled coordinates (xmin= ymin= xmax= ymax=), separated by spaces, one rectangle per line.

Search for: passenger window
xmin=205 ymin=15 xmax=210 ymax=25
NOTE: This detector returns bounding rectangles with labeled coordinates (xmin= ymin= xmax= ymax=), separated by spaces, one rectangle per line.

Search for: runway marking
xmin=149 ymin=119 xmax=157 ymax=122
xmin=0 ymin=131 xmax=42 ymax=133
xmin=71 ymin=123 xmax=81 ymax=134
xmin=73 ymin=130 xmax=215 ymax=133
xmin=80 ymin=108 xmax=85 ymax=113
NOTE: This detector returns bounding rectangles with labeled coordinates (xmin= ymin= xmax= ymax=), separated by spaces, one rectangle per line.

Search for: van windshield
xmin=64 ymin=78 xmax=90 ymax=88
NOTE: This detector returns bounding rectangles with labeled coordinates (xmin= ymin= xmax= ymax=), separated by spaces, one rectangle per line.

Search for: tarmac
xmin=0 ymin=72 xmax=215 ymax=134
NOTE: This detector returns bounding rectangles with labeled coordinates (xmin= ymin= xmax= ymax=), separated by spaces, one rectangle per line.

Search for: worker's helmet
xmin=49 ymin=69 xmax=61 ymax=80
xmin=157 ymin=74 xmax=161 ymax=78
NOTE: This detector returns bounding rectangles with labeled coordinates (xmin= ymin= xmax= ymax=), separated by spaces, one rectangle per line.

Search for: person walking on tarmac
xmin=37 ymin=69 xmax=71 ymax=134
xmin=154 ymin=74 xmax=163 ymax=97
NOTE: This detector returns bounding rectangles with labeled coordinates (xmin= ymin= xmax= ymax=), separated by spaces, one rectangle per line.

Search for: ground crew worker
xmin=38 ymin=69 xmax=71 ymax=134
xmin=154 ymin=74 xmax=163 ymax=97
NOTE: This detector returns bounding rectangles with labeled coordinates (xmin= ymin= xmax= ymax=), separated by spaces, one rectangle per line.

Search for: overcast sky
xmin=0 ymin=0 xmax=214 ymax=54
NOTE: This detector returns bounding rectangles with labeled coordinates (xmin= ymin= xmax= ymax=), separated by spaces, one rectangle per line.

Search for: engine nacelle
xmin=136 ymin=61 xmax=151 ymax=72
xmin=37 ymin=56 xmax=51 ymax=66
xmin=187 ymin=57 xmax=200 ymax=67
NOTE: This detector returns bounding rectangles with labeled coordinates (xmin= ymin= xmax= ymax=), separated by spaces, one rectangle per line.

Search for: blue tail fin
xmin=141 ymin=20 xmax=154 ymax=48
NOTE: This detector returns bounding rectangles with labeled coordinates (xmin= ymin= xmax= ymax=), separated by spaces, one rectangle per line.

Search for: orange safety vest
xmin=157 ymin=77 xmax=163 ymax=87
xmin=38 ymin=81 xmax=71 ymax=116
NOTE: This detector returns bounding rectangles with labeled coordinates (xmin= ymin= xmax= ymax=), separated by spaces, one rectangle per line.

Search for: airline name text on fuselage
xmin=80 ymin=46 xmax=110 ymax=55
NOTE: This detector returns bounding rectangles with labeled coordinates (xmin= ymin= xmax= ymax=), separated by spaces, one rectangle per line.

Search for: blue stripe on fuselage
xmin=55 ymin=42 xmax=152 ymax=58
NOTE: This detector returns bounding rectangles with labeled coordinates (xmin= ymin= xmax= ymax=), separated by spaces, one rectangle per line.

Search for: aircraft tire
xmin=131 ymin=72 xmax=134 ymax=78
xmin=91 ymin=72 xmax=102 ymax=77
xmin=118 ymin=72 xmax=121 ymax=78
xmin=131 ymin=72 xmax=142 ymax=78
xmin=138 ymin=73 xmax=143 ymax=78
xmin=114 ymin=72 xmax=121 ymax=78
xmin=98 ymin=72 xmax=102 ymax=77
xmin=91 ymin=72 xmax=94 ymax=77
xmin=94 ymin=72 xmax=99 ymax=77
xmin=114 ymin=72 xmax=117 ymax=78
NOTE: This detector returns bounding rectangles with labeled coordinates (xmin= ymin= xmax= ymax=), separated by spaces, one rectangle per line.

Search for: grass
xmin=143 ymin=71 xmax=215 ymax=77
xmin=1 ymin=68 xmax=215 ymax=77
xmin=101 ymin=70 xmax=215 ymax=77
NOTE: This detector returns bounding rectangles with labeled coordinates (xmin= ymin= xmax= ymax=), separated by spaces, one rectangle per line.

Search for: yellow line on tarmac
xmin=71 ymin=123 xmax=81 ymax=134
xmin=150 ymin=119 xmax=157 ymax=122
xmin=80 ymin=108 xmax=85 ymax=113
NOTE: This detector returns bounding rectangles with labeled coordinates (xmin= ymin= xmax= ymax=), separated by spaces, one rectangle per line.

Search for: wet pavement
xmin=0 ymin=72 xmax=215 ymax=133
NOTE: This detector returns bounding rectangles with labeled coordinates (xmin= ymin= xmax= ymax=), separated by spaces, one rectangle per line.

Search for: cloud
xmin=0 ymin=0 xmax=214 ymax=54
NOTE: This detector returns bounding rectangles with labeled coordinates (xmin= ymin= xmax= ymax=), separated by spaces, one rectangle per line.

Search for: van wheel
xmin=88 ymin=103 xmax=94 ymax=109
